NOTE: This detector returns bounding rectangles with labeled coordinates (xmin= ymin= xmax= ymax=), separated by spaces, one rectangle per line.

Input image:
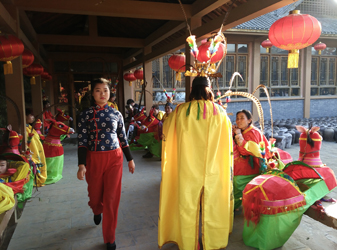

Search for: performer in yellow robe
xmin=158 ymin=76 xmax=233 ymax=250
xmin=108 ymin=92 xmax=119 ymax=110
xmin=26 ymin=109 xmax=47 ymax=187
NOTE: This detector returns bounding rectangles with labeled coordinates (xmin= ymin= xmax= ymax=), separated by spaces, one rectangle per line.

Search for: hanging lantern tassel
xmin=176 ymin=72 xmax=181 ymax=82
xmin=288 ymin=49 xmax=299 ymax=68
xmin=43 ymin=81 xmax=46 ymax=88
xmin=259 ymin=141 xmax=266 ymax=157
xmin=30 ymin=76 xmax=36 ymax=85
xmin=141 ymin=80 xmax=144 ymax=85
xmin=129 ymin=81 xmax=132 ymax=87
xmin=3 ymin=61 xmax=13 ymax=75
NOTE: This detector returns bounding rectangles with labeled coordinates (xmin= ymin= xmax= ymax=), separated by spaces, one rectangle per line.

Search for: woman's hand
xmin=77 ymin=164 xmax=86 ymax=180
xmin=232 ymin=125 xmax=242 ymax=135
xmin=128 ymin=160 xmax=135 ymax=174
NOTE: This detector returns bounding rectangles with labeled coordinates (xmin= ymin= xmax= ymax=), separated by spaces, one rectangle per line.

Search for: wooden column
xmin=143 ymin=46 xmax=153 ymax=112
xmin=4 ymin=5 xmax=26 ymax=150
xmin=31 ymin=76 xmax=43 ymax=120
xmin=302 ymin=46 xmax=312 ymax=118
xmin=69 ymin=73 xmax=76 ymax=128
xmin=251 ymin=39 xmax=261 ymax=121
xmin=5 ymin=57 xmax=25 ymax=138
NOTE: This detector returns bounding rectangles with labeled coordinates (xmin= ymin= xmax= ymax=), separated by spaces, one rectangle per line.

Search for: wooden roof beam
xmin=0 ymin=2 xmax=47 ymax=67
xmin=18 ymin=9 xmax=49 ymax=61
xmin=123 ymin=0 xmax=297 ymax=70
xmin=192 ymin=0 xmax=232 ymax=18
xmin=38 ymin=34 xmax=144 ymax=48
xmin=14 ymin=0 xmax=191 ymax=21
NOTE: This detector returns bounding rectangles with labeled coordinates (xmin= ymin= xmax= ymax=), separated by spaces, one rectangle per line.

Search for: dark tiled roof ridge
xmin=231 ymin=0 xmax=337 ymax=35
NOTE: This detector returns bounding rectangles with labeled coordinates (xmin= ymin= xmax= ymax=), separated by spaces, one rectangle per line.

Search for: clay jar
xmin=324 ymin=127 xmax=335 ymax=141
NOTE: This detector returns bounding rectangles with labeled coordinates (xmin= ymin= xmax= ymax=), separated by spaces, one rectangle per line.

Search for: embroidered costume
xmin=108 ymin=101 xmax=119 ymax=111
xmin=158 ymin=100 xmax=233 ymax=250
xmin=26 ymin=124 xmax=47 ymax=187
xmin=43 ymin=110 xmax=54 ymax=130
xmin=77 ymin=103 xmax=133 ymax=244
xmin=233 ymin=125 xmax=270 ymax=209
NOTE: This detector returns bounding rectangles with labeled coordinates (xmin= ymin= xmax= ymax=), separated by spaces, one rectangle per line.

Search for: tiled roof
xmin=231 ymin=0 xmax=337 ymax=35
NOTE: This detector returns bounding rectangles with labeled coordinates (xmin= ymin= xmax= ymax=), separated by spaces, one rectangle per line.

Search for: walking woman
xmin=77 ymin=78 xmax=135 ymax=250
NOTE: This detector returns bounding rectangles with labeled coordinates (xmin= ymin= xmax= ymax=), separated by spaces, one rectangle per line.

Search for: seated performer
xmin=151 ymin=104 xmax=164 ymax=121
xmin=108 ymin=92 xmax=119 ymax=110
xmin=43 ymin=100 xmax=55 ymax=132
xmin=233 ymin=109 xmax=270 ymax=210
xmin=0 ymin=155 xmax=11 ymax=183
xmin=26 ymin=108 xmax=47 ymax=187
xmin=162 ymin=102 xmax=173 ymax=122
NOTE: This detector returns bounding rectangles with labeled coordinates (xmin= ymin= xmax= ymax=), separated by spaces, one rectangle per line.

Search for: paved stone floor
xmin=6 ymin=140 xmax=337 ymax=250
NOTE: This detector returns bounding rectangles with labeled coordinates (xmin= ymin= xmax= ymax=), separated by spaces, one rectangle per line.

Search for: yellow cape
xmin=158 ymin=100 xmax=233 ymax=250
xmin=26 ymin=125 xmax=47 ymax=187
xmin=0 ymin=183 xmax=15 ymax=214
xmin=108 ymin=101 xmax=119 ymax=110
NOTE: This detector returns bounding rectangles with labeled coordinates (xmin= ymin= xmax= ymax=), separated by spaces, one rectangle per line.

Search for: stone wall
xmin=261 ymin=100 xmax=304 ymax=120
xmin=310 ymin=99 xmax=337 ymax=118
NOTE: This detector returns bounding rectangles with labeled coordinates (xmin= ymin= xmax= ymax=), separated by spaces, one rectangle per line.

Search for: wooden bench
xmin=0 ymin=196 xmax=17 ymax=245
xmin=305 ymin=200 xmax=337 ymax=229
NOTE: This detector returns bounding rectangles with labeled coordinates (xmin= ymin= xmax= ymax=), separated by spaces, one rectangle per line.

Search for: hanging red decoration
xmin=314 ymin=42 xmax=326 ymax=55
xmin=134 ymin=68 xmax=143 ymax=80
xmin=261 ymin=39 xmax=273 ymax=53
xmin=269 ymin=10 xmax=321 ymax=68
xmin=123 ymin=72 xmax=137 ymax=86
xmin=168 ymin=53 xmax=186 ymax=81
xmin=21 ymin=49 xmax=34 ymax=68
xmin=41 ymin=71 xmax=52 ymax=87
xmin=23 ymin=63 xmax=44 ymax=85
xmin=196 ymin=41 xmax=226 ymax=64
xmin=0 ymin=34 xmax=24 ymax=75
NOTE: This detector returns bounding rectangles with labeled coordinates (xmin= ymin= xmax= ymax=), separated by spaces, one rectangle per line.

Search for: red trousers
xmin=85 ymin=148 xmax=123 ymax=243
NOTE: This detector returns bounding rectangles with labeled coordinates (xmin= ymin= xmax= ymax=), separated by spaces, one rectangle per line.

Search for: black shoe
xmin=142 ymin=151 xmax=153 ymax=158
xmin=94 ymin=214 xmax=101 ymax=225
xmin=107 ymin=241 xmax=116 ymax=250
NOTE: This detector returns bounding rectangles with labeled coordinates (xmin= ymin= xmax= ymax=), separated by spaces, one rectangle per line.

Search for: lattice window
xmin=311 ymin=53 xmax=337 ymax=96
xmin=259 ymin=46 xmax=300 ymax=97
xmin=298 ymin=0 xmax=337 ymax=17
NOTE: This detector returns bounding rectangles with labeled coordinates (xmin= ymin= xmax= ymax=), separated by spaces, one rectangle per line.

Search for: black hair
xmin=189 ymin=76 xmax=214 ymax=101
xmin=152 ymin=104 xmax=159 ymax=110
xmin=0 ymin=155 xmax=7 ymax=162
xmin=307 ymin=123 xmax=315 ymax=148
xmin=127 ymin=99 xmax=135 ymax=105
xmin=90 ymin=78 xmax=111 ymax=106
xmin=165 ymin=102 xmax=173 ymax=110
xmin=110 ymin=92 xmax=116 ymax=98
xmin=25 ymin=108 xmax=34 ymax=116
xmin=236 ymin=109 xmax=253 ymax=126
xmin=43 ymin=100 xmax=50 ymax=107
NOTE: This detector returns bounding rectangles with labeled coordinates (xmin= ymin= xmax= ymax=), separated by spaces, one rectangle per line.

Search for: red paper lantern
xmin=22 ymin=49 xmax=34 ymax=68
xmin=168 ymin=53 xmax=186 ymax=72
xmin=314 ymin=42 xmax=326 ymax=55
xmin=168 ymin=53 xmax=186 ymax=82
xmin=196 ymin=42 xmax=226 ymax=64
xmin=41 ymin=71 xmax=52 ymax=87
xmin=123 ymin=72 xmax=136 ymax=86
xmin=0 ymin=34 xmax=24 ymax=74
xmin=261 ymin=39 xmax=273 ymax=53
xmin=269 ymin=10 xmax=321 ymax=68
xmin=23 ymin=63 xmax=44 ymax=85
xmin=134 ymin=68 xmax=143 ymax=80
